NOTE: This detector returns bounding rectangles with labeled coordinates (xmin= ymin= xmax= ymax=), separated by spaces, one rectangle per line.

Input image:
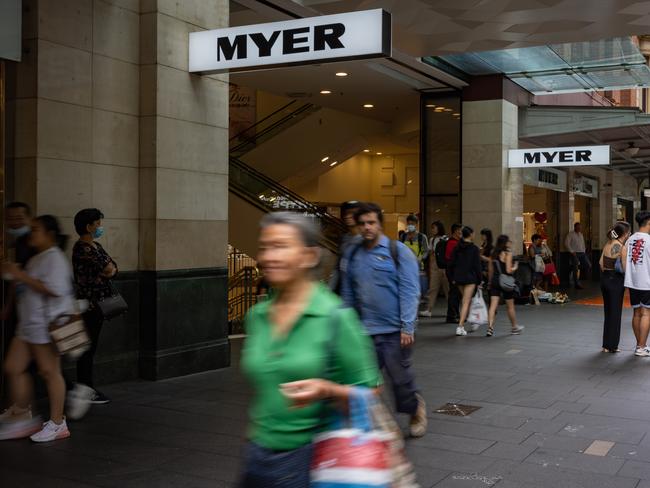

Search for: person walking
xmin=68 ymin=208 xmax=117 ymax=412
xmin=341 ymin=202 xmax=427 ymax=437
xmin=329 ymin=200 xmax=361 ymax=294
xmin=239 ymin=212 xmax=382 ymax=486
xmin=565 ymin=222 xmax=590 ymax=289
xmin=0 ymin=215 xmax=74 ymax=442
xmin=623 ymin=211 xmax=650 ymax=357
xmin=480 ymin=228 xmax=494 ymax=284
xmin=445 ymin=223 xmax=463 ymax=323
xmin=420 ymin=221 xmax=449 ymax=318
xmin=599 ymin=221 xmax=631 ymax=353
xmin=448 ymin=226 xmax=483 ymax=336
xmin=486 ymin=235 xmax=524 ymax=337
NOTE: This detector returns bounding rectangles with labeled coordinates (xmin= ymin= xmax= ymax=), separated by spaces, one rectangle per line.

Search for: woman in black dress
xmin=448 ymin=226 xmax=482 ymax=336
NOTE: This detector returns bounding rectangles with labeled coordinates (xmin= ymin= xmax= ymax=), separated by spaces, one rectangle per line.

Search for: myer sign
xmin=508 ymin=145 xmax=610 ymax=169
xmin=189 ymin=9 xmax=391 ymax=74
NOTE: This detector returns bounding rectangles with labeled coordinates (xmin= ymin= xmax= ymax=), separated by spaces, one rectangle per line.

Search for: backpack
xmin=434 ymin=236 xmax=449 ymax=269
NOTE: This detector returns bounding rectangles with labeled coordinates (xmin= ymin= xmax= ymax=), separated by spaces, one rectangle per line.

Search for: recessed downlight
xmin=363 ymin=104 xmax=374 ymax=108
xmin=335 ymin=72 xmax=348 ymax=77
xmin=444 ymin=108 xmax=453 ymax=112
xmin=425 ymin=104 xmax=436 ymax=108
xmin=321 ymin=156 xmax=329 ymax=163
xmin=330 ymin=161 xmax=338 ymax=167
xmin=376 ymin=152 xmax=382 ymax=155
xmin=320 ymin=90 xmax=332 ymax=94
xmin=363 ymin=149 xmax=370 ymax=153
xmin=453 ymin=113 xmax=460 ymax=116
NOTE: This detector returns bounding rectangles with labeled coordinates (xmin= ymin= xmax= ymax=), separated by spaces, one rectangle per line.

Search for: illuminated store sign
xmin=189 ymin=9 xmax=391 ymax=74
xmin=508 ymin=145 xmax=610 ymax=168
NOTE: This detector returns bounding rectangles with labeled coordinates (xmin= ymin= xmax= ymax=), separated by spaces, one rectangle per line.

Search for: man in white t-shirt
xmin=624 ymin=211 xmax=650 ymax=356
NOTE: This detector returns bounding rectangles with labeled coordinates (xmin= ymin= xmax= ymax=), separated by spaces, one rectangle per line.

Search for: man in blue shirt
xmin=341 ymin=202 xmax=427 ymax=437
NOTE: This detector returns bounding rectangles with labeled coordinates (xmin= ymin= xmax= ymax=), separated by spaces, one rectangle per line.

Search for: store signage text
xmin=189 ymin=9 xmax=391 ymax=74
xmin=523 ymin=167 xmax=567 ymax=192
xmin=508 ymin=145 xmax=610 ymax=168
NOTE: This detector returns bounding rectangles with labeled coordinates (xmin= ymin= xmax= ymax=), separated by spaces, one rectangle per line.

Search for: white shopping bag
xmin=468 ymin=289 xmax=488 ymax=327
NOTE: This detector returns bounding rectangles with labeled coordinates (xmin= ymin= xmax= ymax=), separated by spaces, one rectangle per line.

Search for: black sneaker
xmin=90 ymin=390 xmax=111 ymax=405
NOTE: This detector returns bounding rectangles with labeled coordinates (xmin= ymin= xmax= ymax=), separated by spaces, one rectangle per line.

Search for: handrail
xmin=229 ymin=99 xmax=298 ymax=143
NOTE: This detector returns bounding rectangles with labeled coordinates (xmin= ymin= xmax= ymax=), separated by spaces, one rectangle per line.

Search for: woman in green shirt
xmin=239 ymin=212 xmax=382 ymax=487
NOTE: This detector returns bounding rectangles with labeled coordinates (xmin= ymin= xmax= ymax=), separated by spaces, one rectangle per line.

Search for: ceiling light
xmin=363 ymin=149 xmax=370 ymax=153
xmin=363 ymin=104 xmax=374 ymax=108
xmin=407 ymin=179 xmax=413 ymax=184
xmin=321 ymin=156 xmax=329 ymax=162
xmin=425 ymin=104 xmax=436 ymax=108
xmin=320 ymin=90 xmax=331 ymax=94
xmin=434 ymin=107 xmax=445 ymax=112
xmin=335 ymin=72 xmax=348 ymax=77
xmin=444 ymin=108 xmax=453 ymax=112
xmin=376 ymin=152 xmax=382 ymax=155
xmin=330 ymin=161 xmax=338 ymax=167
xmin=452 ymin=113 xmax=460 ymax=116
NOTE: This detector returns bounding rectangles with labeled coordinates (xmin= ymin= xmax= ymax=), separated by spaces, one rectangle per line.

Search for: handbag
xmin=543 ymin=262 xmax=556 ymax=276
xmin=49 ymin=312 xmax=90 ymax=359
xmin=496 ymin=260 xmax=517 ymax=292
xmin=96 ymin=282 xmax=128 ymax=320
xmin=311 ymin=387 xmax=392 ymax=488
xmin=551 ymin=274 xmax=560 ymax=286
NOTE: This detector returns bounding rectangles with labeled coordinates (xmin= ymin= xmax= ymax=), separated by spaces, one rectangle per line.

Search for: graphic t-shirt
xmin=625 ymin=232 xmax=650 ymax=290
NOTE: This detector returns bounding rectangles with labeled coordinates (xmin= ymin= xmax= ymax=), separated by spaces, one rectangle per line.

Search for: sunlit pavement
xmin=2 ymin=287 xmax=650 ymax=487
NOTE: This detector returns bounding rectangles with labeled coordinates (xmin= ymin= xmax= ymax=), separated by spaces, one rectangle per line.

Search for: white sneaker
xmin=30 ymin=419 xmax=70 ymax=443
xmin=635 ymin=347 xmax=650 ymax=357
xmin=468 ymin=323 xmax=481 ymax=332
xmin=0 ymin=406 xmax=42 ymax=441
xmin=419 ymin=310 xmax=433 ymax=318
xmin=511 ymin=325 xmax=525 ymax=335
xmin=66 ymin=383 xmax=95 ymax=420
xmin=456 ymin=326 xmax=467 ymax=336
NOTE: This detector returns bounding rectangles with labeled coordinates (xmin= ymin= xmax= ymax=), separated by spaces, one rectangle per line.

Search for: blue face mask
xmin=406 ymin=224 xmax=417 ymax=233
xmin=93 ymin=226 xmax=105 ymax=239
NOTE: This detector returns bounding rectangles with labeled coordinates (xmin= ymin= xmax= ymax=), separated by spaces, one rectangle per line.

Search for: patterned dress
xmin=72 ymin=240 xmax=117 ymax=305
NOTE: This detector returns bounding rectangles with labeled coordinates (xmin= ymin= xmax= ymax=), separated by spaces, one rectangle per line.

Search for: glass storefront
xmin=420 ymin=92 xmax=461 ymax=232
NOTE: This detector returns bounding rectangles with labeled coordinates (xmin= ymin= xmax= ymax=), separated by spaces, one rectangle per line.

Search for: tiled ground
xmin=2 ymin=290 xmax=650 ymax=487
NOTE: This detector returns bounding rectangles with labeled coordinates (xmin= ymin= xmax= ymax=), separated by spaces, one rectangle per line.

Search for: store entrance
xmin=574 ymin=195 xmax=594 ymax=253
xmin=617 ymin=197 xmax=634 ymax=224
xmin=523 ymin=186 xmax=560 ymax=257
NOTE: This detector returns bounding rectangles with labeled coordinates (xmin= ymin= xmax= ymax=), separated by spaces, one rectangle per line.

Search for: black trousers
xmin=446 ymin=270 xmax=460 ymax=320
xmin=601 ymin=271 xmax=624 ymax=351
xmin=570 ymin=252 xmax=591 ymax=286
xmin=77 ymin=307 xmax=104 ymax=388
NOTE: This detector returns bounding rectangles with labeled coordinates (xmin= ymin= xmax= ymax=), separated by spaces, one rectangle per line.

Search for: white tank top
xmin=625 ymin=232 xmax=650 ymax=290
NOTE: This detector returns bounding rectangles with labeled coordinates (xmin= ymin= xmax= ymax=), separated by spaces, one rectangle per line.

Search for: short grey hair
xmin=259 ymin=212 xmax=321 ymax=247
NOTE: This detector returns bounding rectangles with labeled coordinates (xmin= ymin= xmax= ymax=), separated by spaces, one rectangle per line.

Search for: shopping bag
xmin=468 ymin=288 xmax=488 ymax=327
xmin=311 ymin=387 xmax=392 ymax=488
xmin=550 ymin=274 xmax=560 ymax=286
xmin=543 ymin=262 xmax=556 ymax=276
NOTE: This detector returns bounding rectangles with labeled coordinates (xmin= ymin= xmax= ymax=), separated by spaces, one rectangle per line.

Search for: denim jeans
xmin=372 ymin=332 xmax=419 ymax=415
xmin=239 ymin=442 xmax=313 ymax=488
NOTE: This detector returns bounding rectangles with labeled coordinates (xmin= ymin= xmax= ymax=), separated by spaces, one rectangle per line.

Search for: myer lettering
xmin=508 ymin=145 xmax=610 ymax=169
xmin=189 ymin=9 xmax=391 ymax=74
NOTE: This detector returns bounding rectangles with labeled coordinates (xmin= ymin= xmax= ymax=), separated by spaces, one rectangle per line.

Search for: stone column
xmin=462 ymin=77 xmax=525 ymax=252
xmin=139 ymin=0 xmax=230 ymax=379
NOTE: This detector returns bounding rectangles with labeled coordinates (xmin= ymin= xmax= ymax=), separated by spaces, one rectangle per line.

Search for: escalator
xmin=228 ymin=100 xmax=346 ymax=254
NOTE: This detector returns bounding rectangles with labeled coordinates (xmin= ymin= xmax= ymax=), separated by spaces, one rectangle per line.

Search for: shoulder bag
xmin=96 ymin=282 xmax=129 ymax=321
xmin=496 ymin=259 xmax=518 ymax=292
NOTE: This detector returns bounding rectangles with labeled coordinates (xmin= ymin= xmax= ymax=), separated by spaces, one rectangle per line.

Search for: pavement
xmin=3 ymin=288 xmax=650 ymax=487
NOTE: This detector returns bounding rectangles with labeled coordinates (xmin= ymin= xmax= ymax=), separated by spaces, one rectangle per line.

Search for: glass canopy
xmin=430 ymin=37 xmax=650 ymax=94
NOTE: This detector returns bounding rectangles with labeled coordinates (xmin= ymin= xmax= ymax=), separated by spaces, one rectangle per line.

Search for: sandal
xmin=486 ymin=326 xmax=494 ymax=337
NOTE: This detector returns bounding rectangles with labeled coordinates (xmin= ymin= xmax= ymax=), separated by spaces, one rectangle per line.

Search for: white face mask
xmin=7 ymin=226 xmax=30 ymax=238
xmin=406 ymin=225 xmax=416 ymax=233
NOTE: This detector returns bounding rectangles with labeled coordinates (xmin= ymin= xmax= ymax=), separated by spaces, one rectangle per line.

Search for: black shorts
xmin=630 ymin=289 xmax=650 ymax=309
xmin=489 ymin=286 xmax=515 ymax=301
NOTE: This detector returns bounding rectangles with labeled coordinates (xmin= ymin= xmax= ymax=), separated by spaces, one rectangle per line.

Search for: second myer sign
xmin=189 ymin=9 xmax=391 ymax=74
xmin=508 ymin=145 xmax=610 ymax=168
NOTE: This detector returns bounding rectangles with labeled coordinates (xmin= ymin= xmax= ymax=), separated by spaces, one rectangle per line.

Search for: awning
xmin=519 ymin=105 xmax=650 ymax=178
xmin=432 ymin=37 xmax=650 ymax=95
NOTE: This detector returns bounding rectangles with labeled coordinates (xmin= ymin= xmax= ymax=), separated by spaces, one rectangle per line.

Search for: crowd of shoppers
xmin=0 ymin=203 xmax=122 ymax=443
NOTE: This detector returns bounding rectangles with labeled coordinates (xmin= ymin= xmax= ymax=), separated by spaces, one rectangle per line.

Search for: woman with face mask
xmin=67 ymin=208 xmax=117 ymax=417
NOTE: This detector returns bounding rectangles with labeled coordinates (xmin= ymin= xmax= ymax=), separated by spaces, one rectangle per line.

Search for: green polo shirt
xmin=240 ymin=283 xmax=381 ymax=451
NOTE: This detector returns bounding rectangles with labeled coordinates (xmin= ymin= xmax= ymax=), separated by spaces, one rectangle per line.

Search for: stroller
xmin=513 ymin=258 xmax=534 ymax=305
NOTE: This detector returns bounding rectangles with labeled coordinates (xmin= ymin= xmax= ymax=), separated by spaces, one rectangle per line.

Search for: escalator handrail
xmin=230 ymin=157 xmax=346 ymax=233
xmin=230 ymin=103 xmax=318 ymax=154
xmin=229 ymin=99 xmax=298 ymax=143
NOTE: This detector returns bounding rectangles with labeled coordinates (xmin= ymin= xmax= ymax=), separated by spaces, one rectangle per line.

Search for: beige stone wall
xmin=462 ymin=99 xmax=523 ymax=251
xmin=11 ymin=0 xmax=229 ymax=272
xmin=139 ymin=0 xmax=229 ymax=271
xmin=12 ymin=0 xmax=140 ymax=269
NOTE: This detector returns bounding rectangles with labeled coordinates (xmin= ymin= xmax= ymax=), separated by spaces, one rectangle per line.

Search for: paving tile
xmin=405 ymin=445 xmax=496 ymax=473
xmin=520 ymin=433 xmax=594 ymax=453
xmin=525 ymin=448 xmax=625 ymax=475
xmin=609 ymin=443 xmax=650 ymax=462
xmin=408 ymin=433 xmax=495 ymax=454
xmin=426 ymin=418 xmax=531 ymax=444
xmin=583 ymin=440 xmax=615 ymax=456
xmin=481 ymin=442 xmax=537 ymax=461
xmin=549 ymin=401 xmax=590 ymax=413
xmin=618 ymin=460 xmax=650 ymax=480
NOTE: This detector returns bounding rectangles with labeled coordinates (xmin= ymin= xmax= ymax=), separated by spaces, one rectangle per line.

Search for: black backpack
xmin=434 ymin=236 xmax=449 ymax=269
